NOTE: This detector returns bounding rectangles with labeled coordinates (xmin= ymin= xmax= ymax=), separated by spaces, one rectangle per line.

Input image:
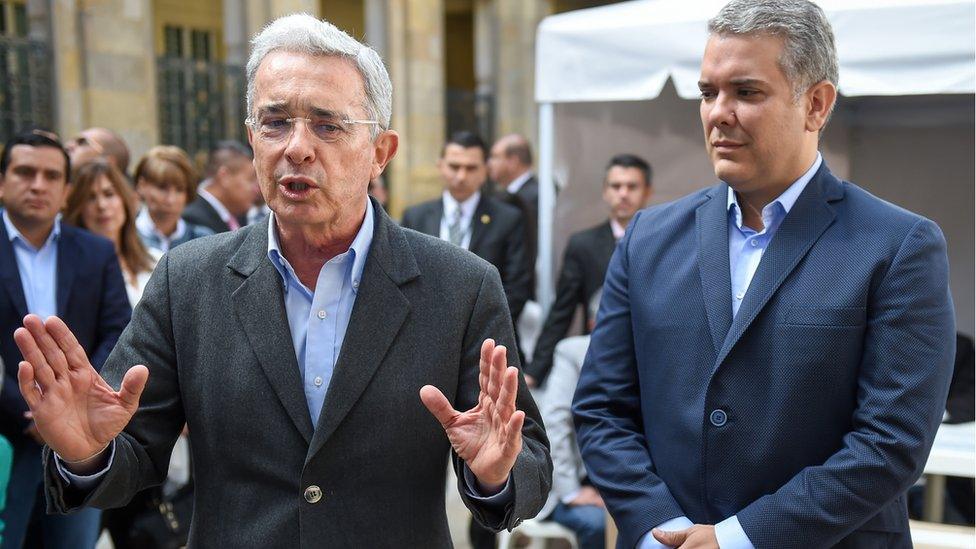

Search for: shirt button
xmin=710 ymin=409 xmax=728 ymax=427
xmin=313 ymin=376 xmax=323 ymax=387
xmin=353 ymin=280 xmax=359 ymax=289
xmin=750 ymin=240 xmax=759 ymax=247
xmin=317 ymin=310 xmax=327 ymax=319
xmin=735 ymin=292 xmax=744 ymax=300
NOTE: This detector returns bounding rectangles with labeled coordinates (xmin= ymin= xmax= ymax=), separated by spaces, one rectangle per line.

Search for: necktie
xmin=448 ymin=207 xmax=463 ymax=246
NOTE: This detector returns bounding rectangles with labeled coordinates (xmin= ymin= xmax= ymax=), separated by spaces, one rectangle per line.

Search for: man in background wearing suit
xmin=489 ymin=133 xmax=539 ymax=271
xmin=0 ymin=130 xmax=131 ymax=548
xmin=574 ymin=1 xmax=956 ymax=548
xmin=402 ymin=131 xmax=532 ymax=323
xmin=183 ymin=140 xmax=257 ymax=233
xmin=16 ymin=15 xmax=550 ymax=546
xmin=525 ymin=153 xmax=652 ymax=388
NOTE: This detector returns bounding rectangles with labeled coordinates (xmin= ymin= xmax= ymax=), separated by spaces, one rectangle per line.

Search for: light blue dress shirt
xmin=639 ymin=153 xmax=821 ymax=549
xmin=266 ymin=201 xmax=373 ymax=426
xmin=3 ymin=209 xmax=60 ymax=318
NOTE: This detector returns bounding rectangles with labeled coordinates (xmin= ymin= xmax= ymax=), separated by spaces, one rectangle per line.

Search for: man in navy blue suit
xmin=573 ymin=1 xmax=956 ymax=548
xmin=0 ymin=130 xmax=131 ymax=548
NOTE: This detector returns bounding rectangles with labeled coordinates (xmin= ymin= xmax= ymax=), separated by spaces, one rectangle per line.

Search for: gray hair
xmin=245 ymin=13 xmax=392 ymax=137
xmin=708 ymin=0 xmax=839 ymax=100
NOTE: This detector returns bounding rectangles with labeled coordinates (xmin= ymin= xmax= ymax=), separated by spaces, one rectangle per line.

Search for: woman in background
xmin=64 ymin=159 xmax=158 ymax=306
xmin=132 ymin=145 xmax=212 ymax=254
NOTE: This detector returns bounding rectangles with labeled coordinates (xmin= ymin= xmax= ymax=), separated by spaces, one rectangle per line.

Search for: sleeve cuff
xmin=638 ymin=516 xmax=694 ymax=549
xmin=461 ymin=464 xmax=514 ymax=507
xmin=54 ymin=440 xmax=116 ymax=490
xmin=714 ymin=515 xmax=755 ymax=549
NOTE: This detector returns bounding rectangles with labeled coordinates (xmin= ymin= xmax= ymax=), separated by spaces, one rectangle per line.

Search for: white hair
xmin=245 ymin=13 xmax=392 ymax=137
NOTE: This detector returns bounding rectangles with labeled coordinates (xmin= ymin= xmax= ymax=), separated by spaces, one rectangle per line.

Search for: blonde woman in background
xmin=64 ymin=160 xmax=160 ymax=306
xmin=133 ymin=145 xmax=213 ymax=254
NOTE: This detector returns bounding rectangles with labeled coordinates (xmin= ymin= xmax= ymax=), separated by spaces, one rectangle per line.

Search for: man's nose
xmin=284 ymin=120 xmax=316 ymax=165
xmin=708 ymin=92 xmax=737 ymax=127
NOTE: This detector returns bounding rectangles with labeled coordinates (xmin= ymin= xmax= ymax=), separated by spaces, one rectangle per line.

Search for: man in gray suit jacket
xmin=14 ymin=14 xmax=550 ymax=547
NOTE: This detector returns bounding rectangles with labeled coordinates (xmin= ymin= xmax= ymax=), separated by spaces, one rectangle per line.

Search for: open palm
xmin=15 ymin=314 xmax=148 ymax=463
xmin=421 ymin=339 xmax=525 ymax=488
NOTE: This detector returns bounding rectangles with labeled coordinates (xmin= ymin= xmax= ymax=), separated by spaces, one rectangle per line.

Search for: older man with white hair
xmin=17 ymin=14 xmax=551 ymax=547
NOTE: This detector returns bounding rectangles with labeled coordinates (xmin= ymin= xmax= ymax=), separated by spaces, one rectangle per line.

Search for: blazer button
xmin=304 ymin=485 xmax=323 ymax=504
xmin=709 ymin=409 xmax=728 ymax=427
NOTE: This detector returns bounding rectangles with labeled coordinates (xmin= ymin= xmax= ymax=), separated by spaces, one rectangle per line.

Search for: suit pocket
xmin=783 ymin=306 xmax=866 ymax=327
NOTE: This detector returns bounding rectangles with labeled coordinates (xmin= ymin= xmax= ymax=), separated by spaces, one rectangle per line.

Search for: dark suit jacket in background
xmin=0 ymin=219 xmax=131 ymax=440
xmin=526 ymin=221 xmax=614 ymax=385
xmin=401 ymin=194 xmax=532 ymax=322
xmin=182 ymin=195 xmax=245 ymax=234
xmin=574 ymin=164 xmax=955 ymax=548
xmin=45 ymin=200 xmax=551 ymax=547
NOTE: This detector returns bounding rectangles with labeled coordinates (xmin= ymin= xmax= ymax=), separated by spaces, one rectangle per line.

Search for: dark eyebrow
xmin=730 ymin=78 xmax=765 ymax=86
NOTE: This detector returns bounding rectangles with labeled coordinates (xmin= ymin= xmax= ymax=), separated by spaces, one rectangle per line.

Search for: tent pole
xmin=537 ymin=102 xmax=555 ymax=313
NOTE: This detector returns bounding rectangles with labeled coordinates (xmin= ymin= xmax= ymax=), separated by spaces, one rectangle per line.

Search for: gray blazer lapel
xmin=228 ymin=220 xmax=314 ymax=443
xmin=308 ymin=201 xmax=420 ymax=460
xmin=696 ymin=186 xmax=734 ymax=355
xmin=716 ymin=167 xmax=843 ymax=369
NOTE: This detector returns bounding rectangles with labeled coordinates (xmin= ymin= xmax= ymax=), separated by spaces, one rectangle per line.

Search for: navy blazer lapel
xmin=308 ymin=201 xmax=419 ymax=460
xmin=0 ymin=221 xmax=28 ymax=318
xmin=716 ymin=165 xmax=843 ymax=368
xmin=56 ymin=226 xmax=78 ymax=316
xmin=467 ymin=195 xmax=490 ymax=253
xmin=697 ymin=186 xmax=734 ymax=356
xmin=229 ymin=221 xmax=315 ymax=444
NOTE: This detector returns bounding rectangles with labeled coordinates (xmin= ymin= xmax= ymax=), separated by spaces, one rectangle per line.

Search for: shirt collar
xmin=609 ymin=218 xmax=627 ymax=240
xmin=727 ymin=152 xmax=822 ymax=228
xmin=267 ymin=197 xmax=375 ymax=294
xmin=136 ymin=207 xmax=187 ymax=242
xmin=442 ymin=190 xmax=481 ymax=224
xmin=198 ymin=185 xmax=234 ymax=223
xmin=3 ymin=208 xmax=61 ymax=249
xmin=506 ymin=171 xmax=533 ymax=194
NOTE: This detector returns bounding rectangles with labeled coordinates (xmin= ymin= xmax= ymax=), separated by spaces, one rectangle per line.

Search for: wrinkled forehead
xmin=253 ymin=50 xmax=368 ymax=116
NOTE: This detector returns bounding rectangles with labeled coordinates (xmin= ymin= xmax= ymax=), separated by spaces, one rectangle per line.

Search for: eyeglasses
xmin=246 ymin=114 xmax=379 ymax=143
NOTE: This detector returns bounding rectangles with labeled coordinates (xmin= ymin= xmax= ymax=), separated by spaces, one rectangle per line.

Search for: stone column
xmin=47 ymin=0 xmax=158 ymax=161
xmin=384 ymin=0 xmax=445 ymax=218
xmin=492 ymin=0 xmax=549 ymax=142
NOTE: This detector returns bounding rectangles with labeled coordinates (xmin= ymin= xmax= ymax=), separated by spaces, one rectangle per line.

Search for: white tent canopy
xmin=536 ymin=0 xmax=975 ymax=103
xmin=532 ymin=0 xmax=976 ymax=333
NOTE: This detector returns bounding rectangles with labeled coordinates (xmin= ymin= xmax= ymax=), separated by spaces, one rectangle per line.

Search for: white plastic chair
xmin=497 ymin=518 xmax=579 ymax=549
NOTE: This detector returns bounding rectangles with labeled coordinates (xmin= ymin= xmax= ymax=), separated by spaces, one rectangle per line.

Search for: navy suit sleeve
xmin=736 ymin=218 xmax=955 ymax=547
xmin=527 ymin=236 xmax=586 ymax=383
xmin=573 ymin=211 xmax=688 ymax=548
xmin=89 ymin=249 xmax=132 ymax=370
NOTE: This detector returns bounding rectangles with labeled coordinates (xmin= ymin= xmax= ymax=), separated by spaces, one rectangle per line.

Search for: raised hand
xmin=14 ymin=314 xmax=148 ymax=467
xmin=420 ymin=338 xmax=525 ymax=490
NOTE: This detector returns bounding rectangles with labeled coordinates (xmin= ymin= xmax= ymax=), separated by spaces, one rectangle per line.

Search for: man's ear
xmin=805 ymin=80 xmax=837 ymax=132
xmin=370 ymin=130 xmax=399 ymax=180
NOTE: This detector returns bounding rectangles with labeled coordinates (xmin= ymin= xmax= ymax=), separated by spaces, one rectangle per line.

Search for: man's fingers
xmin=503 ymin=410 xmax=525 ymax=458
xmin=23 ymin=315 xmax=69 ymax=378
xmin=496 ymin=366 xmax=519 ymax=423
xmin=17 ymin=362 xmax=42 ymax=410
xmin=487 ymin=344 xmax=507 ymax=401
xmin=419 ymin=385 xmax=460 ymax=427
xmin=13 ymin=326 xmax=56 ymax=389
xmin=478 ymin=339 xmax=495 ymax=396
xmin=652 ymin=528 xmax=688 ymax=547
xmin=118 ymin=365 xmax=150 ymax=411
xmin=45 ymin=316 xmax=92 ymax=371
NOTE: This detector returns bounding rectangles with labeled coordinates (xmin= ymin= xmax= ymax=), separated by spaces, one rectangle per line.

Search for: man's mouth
xmin=278 ymin=176 xmax=317 ymax=198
